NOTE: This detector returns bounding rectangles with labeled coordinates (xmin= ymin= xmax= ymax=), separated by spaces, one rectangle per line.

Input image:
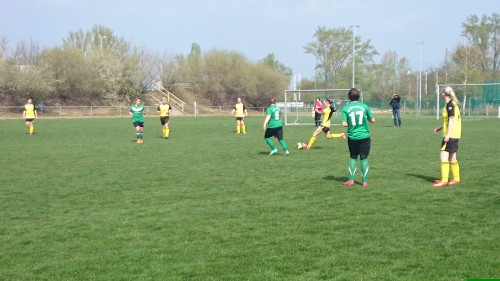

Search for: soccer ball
xmin=297 ymin=142 xmax=304 ymax=149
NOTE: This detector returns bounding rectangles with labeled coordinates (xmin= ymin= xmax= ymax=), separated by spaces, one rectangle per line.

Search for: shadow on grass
xmin=258 ymin=151 xmax=287 ymax=155
xmin=323 ymin=175 xmax=346 ymax=183
xmin=407 ymin=173 xmax=435 ymax=183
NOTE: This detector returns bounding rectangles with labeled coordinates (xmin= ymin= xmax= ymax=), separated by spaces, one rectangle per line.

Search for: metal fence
xmin=0 ymin=105 xmax=269 ymax=119
xmin=365 ymin=98 xmax=500 ymax=117
xmin=1 ymin=100 xmax=499 ymax=119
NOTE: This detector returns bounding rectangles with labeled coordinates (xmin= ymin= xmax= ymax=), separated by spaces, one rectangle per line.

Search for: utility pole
xmin=417 ymin=41 xmax=424 ymax=116
xmin=349 ymin=25 xmax=360 ymax=89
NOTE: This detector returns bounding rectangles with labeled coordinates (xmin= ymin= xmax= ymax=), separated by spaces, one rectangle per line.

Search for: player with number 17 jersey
xmin=341 ymin=102 xmax=374 ymax=140
xmin=340 ymin=88 xmax=376 ymax=187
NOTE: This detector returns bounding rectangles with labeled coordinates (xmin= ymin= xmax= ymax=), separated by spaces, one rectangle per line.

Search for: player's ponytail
xmin=442 ymin=86 xmax=459 ymax=105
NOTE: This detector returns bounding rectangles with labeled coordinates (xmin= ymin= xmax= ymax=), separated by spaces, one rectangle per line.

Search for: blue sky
xmin=0 ymin=0 xmax=497 ymax=78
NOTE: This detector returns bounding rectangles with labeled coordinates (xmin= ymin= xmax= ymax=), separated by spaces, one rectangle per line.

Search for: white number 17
xmin=349 ymin=111 xmax=364 ymax=126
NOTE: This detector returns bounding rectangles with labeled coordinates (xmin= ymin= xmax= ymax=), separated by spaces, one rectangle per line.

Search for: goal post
xmin=283 ymin=89 xmax=350 ymax=126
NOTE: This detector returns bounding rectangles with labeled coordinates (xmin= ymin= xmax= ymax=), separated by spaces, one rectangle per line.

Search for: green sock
xmin=136 ymin=133 xmax=141 ymax=139
xmin=279 ymin=139 xmax=288 ymax=151
xmin=139 ymin=133 xmax=144 ymax=139
xmin=348 ymin=158 xmax=357 ymax=181
xmin=360 ymin=159 xmax=369 ymax=182
xmin=265 ymin=138 xmax=276 ymax=150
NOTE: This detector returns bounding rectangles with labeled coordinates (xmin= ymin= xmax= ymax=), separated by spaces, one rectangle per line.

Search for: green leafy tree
xmin=260 ymin=53 xmax=293 ymax=81
xmin=462 ymin=13 xmax=500 ymax=79
xmin=61 ymin=25 xmax=145 ymax=104
xmin=304 ymin=26 xmax=378 ymax=89
xmin=200 ymin=50 xmax=255 ymax=105
xmin=369 ymin=51 xmax=412 ymax=102
xmin=0 ymin=40 xmax=54 ymax=105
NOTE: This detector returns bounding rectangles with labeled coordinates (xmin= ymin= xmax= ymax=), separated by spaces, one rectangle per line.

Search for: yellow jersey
xmin=321 ymin=106 xmax=334 ymax=127
xmin=234 ymin=103 xmax=246 ymax=118
xmin=24 ymin=104 xmax=36 ymax=118
xmin=442 ymin=100 xmax=461 ymax=139
xmin=158 ymin=104 xmax=171 ymax=117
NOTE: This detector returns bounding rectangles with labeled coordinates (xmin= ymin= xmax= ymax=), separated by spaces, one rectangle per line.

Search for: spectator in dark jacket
xmin=389 ymin=93 xmax=402 ymax=127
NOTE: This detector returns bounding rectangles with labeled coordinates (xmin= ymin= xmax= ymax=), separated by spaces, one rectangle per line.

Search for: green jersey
xmin=266 ymin=104 xmax=283 ymax=128
xmin=130 ymin=104 xmax=145 ymax=123
xmin=341 ymin=101 xmax=373 ymax=140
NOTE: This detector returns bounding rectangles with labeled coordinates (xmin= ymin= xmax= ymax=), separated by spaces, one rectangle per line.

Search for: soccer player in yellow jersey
xmin=23 ymin=98 xmax=38 ymax=135
xmin=303 ymin=98 xmax=345 ymax=150
xmin=157 ymin=97 xmax=171 ymax=139
xmin=231 ymin=97 xmax=248 ymax=134
xmin=433 ymin=86 xmax=462 ymax=187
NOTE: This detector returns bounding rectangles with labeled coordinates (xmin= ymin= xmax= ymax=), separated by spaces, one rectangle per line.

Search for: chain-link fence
xmin=364 ymin=99 xmax=500 ymax=117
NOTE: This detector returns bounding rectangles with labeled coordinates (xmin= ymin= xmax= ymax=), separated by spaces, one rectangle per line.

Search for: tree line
xmin=0 ymin=13 xmax=498 ymax=107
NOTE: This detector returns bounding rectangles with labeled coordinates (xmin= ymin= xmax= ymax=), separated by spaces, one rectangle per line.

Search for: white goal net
xmin=283 ymin=89 xmax=351 ymax=126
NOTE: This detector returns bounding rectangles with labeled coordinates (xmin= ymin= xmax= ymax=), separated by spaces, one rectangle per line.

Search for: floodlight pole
xmin=461 ymin=35 xmax=469 ymax=113
xmin=417 ymin=41 xmax=424 ymax=116
xmin=350 ymin=25 xmax=360 ymax=89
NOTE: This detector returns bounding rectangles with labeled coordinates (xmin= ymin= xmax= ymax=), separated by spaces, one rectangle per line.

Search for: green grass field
xmin=0 ymin=115 xmax=499 ymax=281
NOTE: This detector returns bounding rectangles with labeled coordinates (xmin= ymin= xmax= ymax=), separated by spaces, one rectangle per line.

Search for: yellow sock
xmin=242 ymin=125 xmax=246 ymax=134
xmin=165 ymin=128 xmax=170 ymax=138
xmin=450 ymin=161 xmax=460 ymax=181
xmin=236 ymin=126 xmax=240 ymax=134
xmin=162 ymin=128 xmax=166 ymax=137
xmin=29 ymin=125 xmax=34 ymax=134
xmin=330 ymin=133 xmax=343 ymax=138
xmin=440 ymin=161 xmax=450 ymax=182
xmin=307 ymin=136 xmax=317 ymax=148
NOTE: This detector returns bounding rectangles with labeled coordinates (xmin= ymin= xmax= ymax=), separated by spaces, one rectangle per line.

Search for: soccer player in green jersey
xmin=129 ymin=98 xmax=145 ymax=143
xmin=341 ymin=88 xmax=375 ymax=187
xmin=433 ymin=86 xmax=462 ymax=187
xmin=263 ymin=98 xmax=289 ymax=155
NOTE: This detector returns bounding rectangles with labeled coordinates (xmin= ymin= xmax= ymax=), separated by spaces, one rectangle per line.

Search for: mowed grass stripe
xmin=0 ymin=116 xmax=498 ymax=280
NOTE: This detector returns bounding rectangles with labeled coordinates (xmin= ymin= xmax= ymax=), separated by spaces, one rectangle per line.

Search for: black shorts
xmin=25 ymin=118 xmax=35 ymax=122
xmin=133 ymin=122 xmax=144 ymax=128
xmin=160 ymin=116 xmax=170 ymax=125
xmin=322 ymin=126 xmax=330 ymax=133
xmin=347 ymin=137 xmax=371 ymax=160
xmin=236 ymin=117 xmax=244 ymax=121
xmin=264 ymin=126 xmax=284 ymax=140
xmin=441 ymin=138 xmax=459 ymax=153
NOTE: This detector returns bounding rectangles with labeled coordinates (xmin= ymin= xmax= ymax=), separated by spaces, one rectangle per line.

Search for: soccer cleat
xmin=137 ymin=139 xmax=141 ymax=143
xmin=448 ymin=179 xmax=461 ymax=185
xmin=269 ymin=149 xmax=278 ymax=155
xmin=341 ymin=133 xmax=346 ymax=140
xmin=285 ymin=150 xmax=290 ymax=156
xmin=342 ymin=180 xmax=355 ymax=186
xmin=433 ymin=180 xmax=448 ymax=187
xmin=362 ymin=182 xmax=369 ymax=187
